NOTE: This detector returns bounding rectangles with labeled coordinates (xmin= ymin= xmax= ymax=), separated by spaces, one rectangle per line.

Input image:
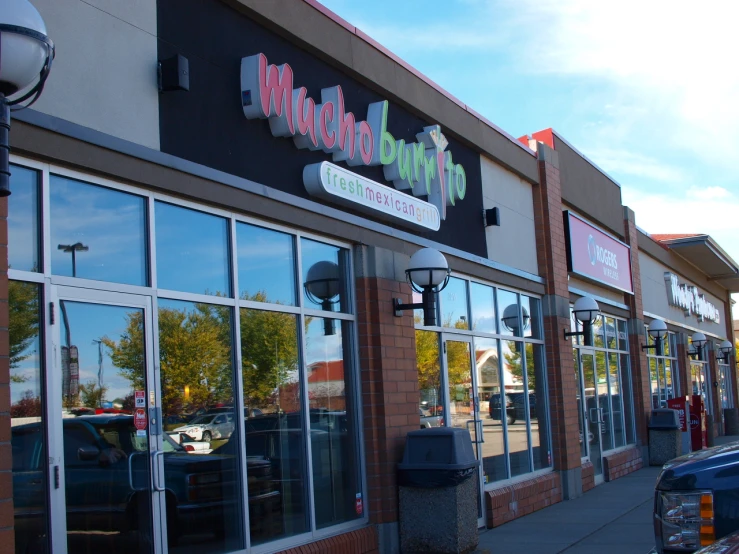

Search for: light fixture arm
xmin=394 ymin=288 xmax=439 ymax=326
xmin=563 ymin=322 xmax=595 ymax=347
xmin=642 ymin=337 xmax=664 ymax=356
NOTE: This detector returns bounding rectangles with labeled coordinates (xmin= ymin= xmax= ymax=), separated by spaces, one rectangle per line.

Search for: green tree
xmin=79 ymin=380 xmax=108 ymax=408
xmin=241 ymin=292 xmax=299 ymax=408
xmin=104 ymin=303 xmax=233 ymax=416
xmin=9 ymin=281 xmax=39 ymax=374
xmin=503 ymin=341 xmax=535 ymax=389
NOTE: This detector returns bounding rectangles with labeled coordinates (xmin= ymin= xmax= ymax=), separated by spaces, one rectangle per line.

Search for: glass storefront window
xmin=241 ymin=308 xmax=308 ymax=542
xmin=304 ymin=317 xmax=361 ymax=529
xmin=154 ymin=299 xmax=243 ymax=552
xmin=416 ymin=330 xmax=443 ymax=422
xmin=646 ymin=328 xmax=679 ymax=409
xmin=608 ymin=353 xmax=624 ymax=448
xmin=8 ymin=163 xmax=364 ymax=552
xmin=9 ymin=281 xmax=48 ymax=554
xmin=237 ymin=223 xmax=296 ymax=305
xmin=592 ymin=315 xmax=605 ymax=348
xmin=470 ymin=282 xmax=495 ymax=334
xmin=476 ymin=338 xmax=506 ymax=482
xmin=51 ymin=176 xmax=148 ymax=285
xmin=522 ymin=296 xmax=542 ymax=340
xmin=440 ymin=277 xmax=469 ymax=329
xmin=501 ymin=340 xmax=531 ymax=477
xmin=9 ymin=165 xmax=41 ymax=272
xmin=155 ymin=202 xmax=231 ymax=296
xmin=301 ymin=239 xmax=350 ymax=313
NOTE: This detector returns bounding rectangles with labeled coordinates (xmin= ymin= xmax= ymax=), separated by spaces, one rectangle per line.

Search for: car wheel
xmin=201 ymin=431 xmax=212 ymax=442
xmin=506 ymin=415 xmax=515 ymax=426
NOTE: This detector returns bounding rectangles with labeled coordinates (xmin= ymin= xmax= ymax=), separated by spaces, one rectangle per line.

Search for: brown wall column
xmin=355 ymin=246 xmax=421 ymax=551
xmin=622 ymin=207 xmax=651 ymax=451
xmin=529 ymin=142 xmax=582 ymax=498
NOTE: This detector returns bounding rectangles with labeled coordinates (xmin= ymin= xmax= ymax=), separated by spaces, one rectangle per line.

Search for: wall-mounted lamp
xmin=688 ymin=332 xmax=707 ymax=360
xmin=502 ymin=304 xmax=530 ymax=335
xmin=0 ymin=0 xmax=55 ymax=197
xmin=717 ymin=340 xmax=733 ymax=363
xmin=563 ymin=296 xmax=600 ymax=346
xmin=394 ymin=248 xmax=451 ymax=327
xmin=642 ymin=319 xmax=667 ymax=356
xmin=483 ymin=207 xmax=500 ymax=227
xmin=304 ymin=260 xmax=340 ymax=335
xmin=158 ymin=54 xmax=190 ymax=92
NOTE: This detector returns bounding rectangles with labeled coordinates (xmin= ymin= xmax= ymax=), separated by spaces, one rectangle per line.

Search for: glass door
xmin=442 ymin=335 xmax=484 ymax=528
xmin=577 ymin=349 xmax=605 ymax=481
xmin=47 ymin=286 xmax=166 ymax=554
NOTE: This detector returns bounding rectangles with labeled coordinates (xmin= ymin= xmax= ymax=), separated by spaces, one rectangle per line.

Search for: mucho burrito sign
xmin=240 ymin=53 xmax=467 ymax=231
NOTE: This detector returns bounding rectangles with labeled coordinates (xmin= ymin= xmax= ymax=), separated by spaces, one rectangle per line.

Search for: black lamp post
xmin=642 ymin=319 xmax=668 ymax=357
xmin=564 ymin=296 xmax=600 ymax=347
xmin=58 ymin=242 xmax=89 ymax=277
xmin=0 ymin=0 xmax=55 ymax=197
xmin=393 ymin=247 xmax=451 ymax=327
xmin=688 ymin=332 xmax=707 ymax=360
xmin=717 ymin=340 xmax=733 ymax=364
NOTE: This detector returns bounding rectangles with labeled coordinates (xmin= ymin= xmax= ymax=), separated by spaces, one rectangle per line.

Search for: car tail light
xmin=184 ymin=445 xmax=194 ymax=452
xmin=660 ymin=491 xmax=714 ymax=550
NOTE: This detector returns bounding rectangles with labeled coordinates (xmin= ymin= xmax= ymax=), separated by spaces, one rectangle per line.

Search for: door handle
xmin=476 ymin=419 xmax=485 ymax=444
xmin=589 ymin=408 xmax=599 ymax=424
xmin=128 ymin=451 xmax=147 ymax=491
xmin=152 ymin=451 xmax=165 ymax=492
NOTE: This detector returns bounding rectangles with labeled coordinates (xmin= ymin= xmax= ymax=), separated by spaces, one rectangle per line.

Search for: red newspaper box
xmin=667 ymin=397 xmax=688 ymax=432
xmin=689 ymin=395 xmax=707 ymax=450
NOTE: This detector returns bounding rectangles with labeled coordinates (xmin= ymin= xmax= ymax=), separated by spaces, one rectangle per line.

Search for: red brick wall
xmin=603 ymin=447 xmax=643 ymax=482
xmin=485 ymin=473 xmax=562 ymax=528
xmin=355 ymin=276 xmax=420 ymax=526
xmin=0 ymin=196 xmax=11 ymax=554
xmin=531 ymin=145 xmax=582 ymax=473
xmin=276 ymin=525 xmax=378 ymax=554
xmin=581 ymin=461 xmax=595 ymax=493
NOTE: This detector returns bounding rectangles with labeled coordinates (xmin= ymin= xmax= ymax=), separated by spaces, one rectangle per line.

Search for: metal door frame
xmin=47 ymin=284 xmax=167 ymax=554
xmin=576 ymin=348 xmax=605 ymax=484
xmin=441 ymin=333 xmax=485 ymax=528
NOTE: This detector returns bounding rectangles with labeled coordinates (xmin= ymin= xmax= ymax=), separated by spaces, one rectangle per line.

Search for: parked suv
xmin=654 ymin=441 xmax=739 ymax=552
xmin=489 ymin=393 xmax=516 ymax=424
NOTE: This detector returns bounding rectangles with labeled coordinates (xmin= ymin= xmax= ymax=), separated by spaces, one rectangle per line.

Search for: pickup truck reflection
xmin=12 ymin=415 xmax=243 ymax=553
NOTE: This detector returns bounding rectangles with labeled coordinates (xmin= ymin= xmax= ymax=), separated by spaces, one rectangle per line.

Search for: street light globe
xmin=304 ymin=261 xmax=340 ymax=301
xmin=647 ymin=319 xmax=668 ymax=340
xmin=719 ymin=340 xmax=733 ymax=355
xmin=0 ymin=0 xmax=51 ymax=96
xmin=572 ymin=296 xmax=600 ymax=325
xmin=691 ymin=332 xmax=707 ymax=349
xmin=406 ymin=248 xmax=450 ymax=290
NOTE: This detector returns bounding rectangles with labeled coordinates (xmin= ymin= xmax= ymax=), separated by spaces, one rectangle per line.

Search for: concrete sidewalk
xmin=476 ymin=465 xmax=661 ymax=554
xmin=475 ymin=435 xmax=739 ymax=554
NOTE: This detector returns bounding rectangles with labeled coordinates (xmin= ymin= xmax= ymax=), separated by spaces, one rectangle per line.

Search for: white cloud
xmin=506 ymin=0 xmax=739 ymax=167
xmin=583 ymin=148 xmax=685 ymax=183
xmin=686 ymin=186 xmax=731 ymax=200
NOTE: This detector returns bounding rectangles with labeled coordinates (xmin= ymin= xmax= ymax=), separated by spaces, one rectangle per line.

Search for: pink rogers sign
xmin=564 ymin=211 xmax=633 ymax=294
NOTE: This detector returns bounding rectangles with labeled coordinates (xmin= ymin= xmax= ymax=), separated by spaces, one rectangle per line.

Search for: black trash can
xmin=397 ymin=427 xmax=479 ymax=554
xmin=648 ymin=408 xmax=681 ymax=466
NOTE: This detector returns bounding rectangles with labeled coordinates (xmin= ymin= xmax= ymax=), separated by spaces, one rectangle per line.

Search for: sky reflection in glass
xmin=155 ymin=202 xmax=230 ymax=296
xmin=50 ymin=176 xmax=147 ymax=285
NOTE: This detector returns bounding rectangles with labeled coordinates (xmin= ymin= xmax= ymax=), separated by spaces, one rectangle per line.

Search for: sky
xmin=319 ymin=0 xmax=739 ymax=320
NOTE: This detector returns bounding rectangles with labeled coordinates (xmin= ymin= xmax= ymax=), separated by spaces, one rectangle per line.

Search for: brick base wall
xmin=603 ymin=447 xmax=643 ymax=482
xmin=581 ymin=461 xmax=595 ymax=493
xmin=276 ymin=526 xmax=378 ymax=554
xmin=485 ymin=473 xmax=562 ymax=528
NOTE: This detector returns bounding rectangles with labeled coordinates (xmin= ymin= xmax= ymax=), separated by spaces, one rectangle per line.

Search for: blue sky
xmin=319 ymin=0 xmax=739 ymax=319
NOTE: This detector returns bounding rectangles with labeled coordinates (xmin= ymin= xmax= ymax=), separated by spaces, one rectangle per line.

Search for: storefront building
xmin=0 ymin=2 xmax=736 ymax=554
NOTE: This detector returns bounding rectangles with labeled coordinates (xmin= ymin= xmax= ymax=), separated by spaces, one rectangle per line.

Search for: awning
xmin=651 ymin=234 xmax=739 ymax=292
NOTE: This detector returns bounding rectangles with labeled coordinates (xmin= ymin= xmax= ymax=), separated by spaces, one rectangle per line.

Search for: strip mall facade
xmin=2 ymin=1 xmax=737 ymax=553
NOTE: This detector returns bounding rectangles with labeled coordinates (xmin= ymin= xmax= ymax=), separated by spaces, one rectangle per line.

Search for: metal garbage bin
xmin=397 ymin=427 xmax=479 ymax=554
xmin=648 ymin=408 xmax=681 ymax=466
